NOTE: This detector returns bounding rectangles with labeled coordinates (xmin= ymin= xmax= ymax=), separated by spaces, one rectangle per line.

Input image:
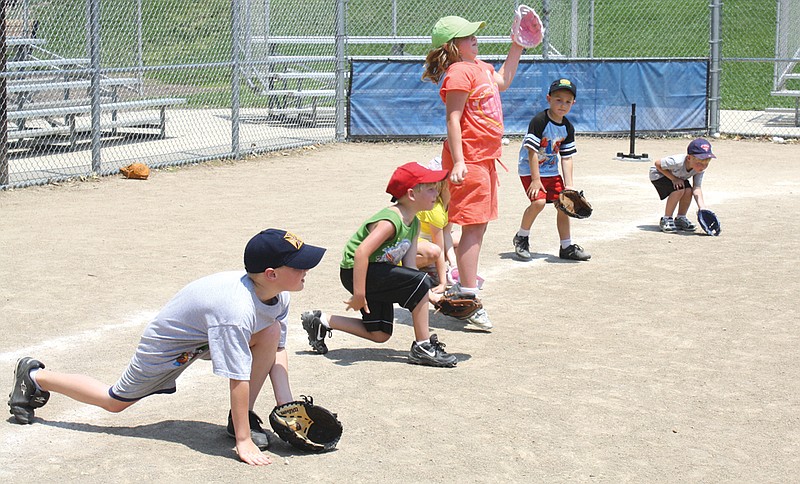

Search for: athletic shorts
xmin=441 ymin=150 xmax=498 ymax=225
xmin=109 ymin=320 xmax=285 ymax=402
xmin=340 ymin=264 xmax=433 ymax=335
xmin=520 ymin=175 xmax=564 ymax=202
xmin=652 ymin=176 xmax=692 ymax=200
xmin=109 ymin=344 xmax=211 ymax=402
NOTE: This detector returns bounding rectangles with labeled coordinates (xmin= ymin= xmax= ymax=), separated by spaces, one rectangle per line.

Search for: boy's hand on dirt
xmin=236 ymin=440 xmax=272 ymax=466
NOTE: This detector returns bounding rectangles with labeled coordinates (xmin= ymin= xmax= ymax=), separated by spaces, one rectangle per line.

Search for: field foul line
xmin=0 ymin=311 xmax=156 ymax=365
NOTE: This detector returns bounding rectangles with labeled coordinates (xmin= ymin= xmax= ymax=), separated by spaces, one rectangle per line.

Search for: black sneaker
xmin=226 ymin=410 xmax=270 ymax=450
xmin=301 ymin=310 xmax=331 ymax=354
xmin=513 ymin=234 xmax=532 ymax=260
xmin=8 ymin=357 xmax=50 ymax=425
xmin=559 ymin=244 xmax=591 ymax=261
xmin=408 ymin=334 xmax=457 ymax=368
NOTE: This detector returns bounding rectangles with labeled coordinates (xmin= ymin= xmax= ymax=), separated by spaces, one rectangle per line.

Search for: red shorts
xmin=441 ymin=150 xmax=499 ymax=225
xmin=520 ymin=175 xmax=564 ymax=203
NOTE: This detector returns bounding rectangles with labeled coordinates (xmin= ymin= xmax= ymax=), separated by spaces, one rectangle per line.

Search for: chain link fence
xmin=2 ymin=0 xmax=796 ymax=189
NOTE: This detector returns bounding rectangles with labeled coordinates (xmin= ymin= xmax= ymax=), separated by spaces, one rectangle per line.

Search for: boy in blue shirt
xmin=513 ymin=78 xmax=590 ymax=262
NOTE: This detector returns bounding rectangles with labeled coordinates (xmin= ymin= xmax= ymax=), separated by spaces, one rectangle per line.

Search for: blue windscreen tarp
xmin=348 ymin=59 xmax=708 ymax=138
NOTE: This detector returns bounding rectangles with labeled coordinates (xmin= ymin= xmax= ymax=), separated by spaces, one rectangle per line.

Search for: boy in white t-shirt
xmin=7 ymin=229 xmax=325 ymax=466
xmin=649 ymin=138 xmax=716 ymax=233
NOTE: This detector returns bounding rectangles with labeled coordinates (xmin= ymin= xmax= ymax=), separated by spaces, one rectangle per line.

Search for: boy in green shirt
xmin=302 ymin=162 xmax=457 ymax=367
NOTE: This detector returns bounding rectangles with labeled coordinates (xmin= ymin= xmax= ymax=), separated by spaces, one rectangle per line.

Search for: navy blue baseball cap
xmin=687 ymin=138 xmax=716 ymax=159
xmin=244 ymin=229 xmax=326 ymax=272
xmin=549 ymin=78 xmax=577 ymax=98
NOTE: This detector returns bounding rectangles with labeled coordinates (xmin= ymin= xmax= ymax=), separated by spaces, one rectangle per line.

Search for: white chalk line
xmin=0 ymin=311 xmax=156 ymax=365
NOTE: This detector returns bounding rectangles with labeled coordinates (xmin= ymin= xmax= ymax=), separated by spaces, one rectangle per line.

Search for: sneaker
xmin=301 ymin=310 xmax=331 ymax=355
xmin=559 ymin=244 xmax=591 ymax=261
xmin=513 ymin=234 xmax=532 ymax=261
xmin=408 ymin=334 xmax=457 ymax=367
xmin=226 ymin=410 xmax=270 ymax=450
xmin=465 ymin=307 xmax=493 ymax=331
xmin=7 ymin=357 xmax=50 ymax=425
xmin=443 ymin=282 xmax=462 ymax=297
xmin=660 ymin=216 xmax=677 ymax=233
xmin=674 ymin=216 xmax=696 ymax=231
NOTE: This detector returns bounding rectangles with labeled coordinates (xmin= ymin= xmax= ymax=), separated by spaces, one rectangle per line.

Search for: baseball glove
xmin=511 ymin=4 xmax=544 ymax=49
xmin=555 ymin=189 xmax=593 ymax=219
xmin=434 ymin=291 xmax=482 ymax=320
xmin=120 ymin=162 xmax=150 ymax=180
xmin=697 ymin=209 xmax=721 ymax=236
xmin=269 ymin=395 xmax=342 ymax=453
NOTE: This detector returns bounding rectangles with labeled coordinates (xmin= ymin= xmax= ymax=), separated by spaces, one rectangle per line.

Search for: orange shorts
xmin=441 ymin=149 xmax=498 ymax=226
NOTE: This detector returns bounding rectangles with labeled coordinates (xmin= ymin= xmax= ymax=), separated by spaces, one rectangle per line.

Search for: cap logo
xmin=700 ymin=143 xmax=710 ymax=151
xmin=558 ymin=79 xmax=572 ymax=86
xmin=283 ymin=231 xmax=303 ymax=250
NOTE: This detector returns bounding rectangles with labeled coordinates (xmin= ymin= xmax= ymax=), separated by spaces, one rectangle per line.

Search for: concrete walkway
xmin=3 ymin=107 xmax=797 ymax=189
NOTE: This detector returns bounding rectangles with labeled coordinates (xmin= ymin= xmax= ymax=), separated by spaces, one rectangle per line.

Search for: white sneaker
xmin=465 ymin=308 xmax=493 ymax=331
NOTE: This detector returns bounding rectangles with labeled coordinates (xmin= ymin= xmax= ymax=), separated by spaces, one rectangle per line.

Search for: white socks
xmin=560 ymin=239 xmax=572 ymax=249
xmin=319 ymin=312 xmax=331 ymax=329
xmin=517 ymin=228 xmax=530 ymax=237
xmin=29 ymin=368 xmax=44 ymax=392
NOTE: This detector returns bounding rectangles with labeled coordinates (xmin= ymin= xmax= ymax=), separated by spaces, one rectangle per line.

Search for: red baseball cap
xmin=386 ymin=162 xmax=448 ymax=201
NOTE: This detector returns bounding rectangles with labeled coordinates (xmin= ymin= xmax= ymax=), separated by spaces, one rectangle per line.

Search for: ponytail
xmin=422 ymin=43 xmax=461 ymax=84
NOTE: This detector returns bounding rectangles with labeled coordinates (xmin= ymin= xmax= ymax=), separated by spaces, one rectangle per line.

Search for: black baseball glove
xmin=555 ymin=189 xmax=593 ymax=219
xmin=697 ymin=209 xmax=721 ymax=236
xmin=269 ymin=395 xmax=342 ymax=452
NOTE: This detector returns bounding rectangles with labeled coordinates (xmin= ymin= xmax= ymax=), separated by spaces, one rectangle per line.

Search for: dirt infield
xmin=1 ymin=136 xmax=798 ymax=482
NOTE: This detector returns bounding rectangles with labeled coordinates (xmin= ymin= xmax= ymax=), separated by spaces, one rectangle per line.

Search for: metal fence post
xmin=88 ymin=0 xmax=102 ymax=173
xmin=570 ymin=0 xmax=578 ymax=57
xmin=334 ymin=0 xmax=346 ymax=141
xmin=137 ymin=0 xmax=143 ymax=93
xmin=588 ymin=0 xmax=595 ymax=58
xmin=1 ymin=0 xmax=8 ymax=188
xmin=709 ymin=0 xmax=722 ymax=134
xmin=542 ymin=0 xmax=550 ymax=60
xmin=231 ymin=0 xmax=241 ymax=159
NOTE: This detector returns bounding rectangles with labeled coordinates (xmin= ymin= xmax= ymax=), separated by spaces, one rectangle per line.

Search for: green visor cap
xmin=431 ymin=16 xmax=486 ymax=47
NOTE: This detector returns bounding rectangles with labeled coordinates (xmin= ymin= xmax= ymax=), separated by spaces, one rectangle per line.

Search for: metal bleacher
xmin=244 ymin=35 xmax=532 ymax=127
xmin=244 ymin=41 xmax=338 ymax=126
xmin=769 ymin=1 xmax=800 ymax=127
xmin=4 ymin=23 xmax=186 ymax=152
xmin=770 ymin=48 xmax=800 ymax=127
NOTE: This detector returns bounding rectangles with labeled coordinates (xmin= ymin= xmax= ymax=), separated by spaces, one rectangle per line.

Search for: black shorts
xmin=652 ymin=176 xmax=692 ymax=200
xmin=340 ymin=264 xmax=433 ymax=335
